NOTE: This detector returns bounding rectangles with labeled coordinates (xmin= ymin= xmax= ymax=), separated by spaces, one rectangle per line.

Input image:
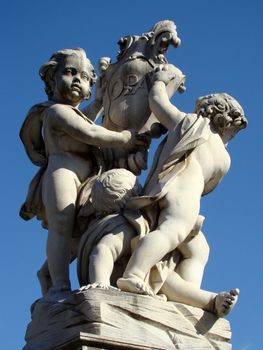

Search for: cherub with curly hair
xmin=20 ymin=48 xmax=145 ymax=299
xmin=77 ymin=168 xmax=142 ymax=289
xmin=117 ymin=65 xmax=247 ymax=317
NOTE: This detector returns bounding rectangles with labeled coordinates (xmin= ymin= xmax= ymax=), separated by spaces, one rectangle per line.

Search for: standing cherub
xmin=20 ymin=48 xmax=145 ymax=299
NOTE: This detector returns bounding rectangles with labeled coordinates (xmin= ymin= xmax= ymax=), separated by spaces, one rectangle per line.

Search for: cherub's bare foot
xmin=117 ymin=276 xmax=155 ymax=296
xmin=214 ymin=288 xmax=239 ymax=317
xmin=80 ymin=283 xmax=120 ymax=291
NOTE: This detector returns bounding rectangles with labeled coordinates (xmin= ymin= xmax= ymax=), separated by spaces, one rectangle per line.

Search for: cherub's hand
xmin=121 ymin=130 xmax=151 ymax=150
xmin=149 ymin=64 xmax=177 ymax=85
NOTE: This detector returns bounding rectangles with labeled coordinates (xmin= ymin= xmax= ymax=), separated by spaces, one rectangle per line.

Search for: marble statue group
xmin=20 ymin=20 xmax=247 ymax=319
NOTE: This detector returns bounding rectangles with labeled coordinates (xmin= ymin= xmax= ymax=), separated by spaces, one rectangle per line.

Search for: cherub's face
xmin=215 ymin=112 xmax=247 ymax=142
xmin=52 ymin=54 xmax=91 ymax=106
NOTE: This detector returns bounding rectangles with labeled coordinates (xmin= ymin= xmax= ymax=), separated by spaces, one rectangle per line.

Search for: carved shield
xmin=98 ymin=20 xmax=185 ymax=174
xmin=100 ymin=20 xmax=184 ymax=133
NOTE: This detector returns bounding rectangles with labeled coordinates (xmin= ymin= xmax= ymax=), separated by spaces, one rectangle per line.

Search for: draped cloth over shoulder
xmin=19 ymin=102 xmax=102 ymax=227
xmin=19 ymin=102 xmax=54 ymax=224
xmin=20 ymin=101 xmax=55 ymax=167
xmin=128 ymin=113 xmax=211 ymax=229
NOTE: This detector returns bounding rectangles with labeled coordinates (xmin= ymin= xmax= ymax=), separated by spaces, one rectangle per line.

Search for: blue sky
xmin=1 ymin=1 xmax=262 ymax=349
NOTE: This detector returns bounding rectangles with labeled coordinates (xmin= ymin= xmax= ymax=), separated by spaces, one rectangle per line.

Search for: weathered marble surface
xmin=20 ymin=20 xmax=247 ymax=350
xmin=24 ymin=288 xmax=232 ymax=350
xmin=20 ymin=21 xmax=244 ymax=317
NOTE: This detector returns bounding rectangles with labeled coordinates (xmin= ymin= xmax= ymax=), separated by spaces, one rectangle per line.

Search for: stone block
xmin=24 ymin=288 xmax=232 ymax=350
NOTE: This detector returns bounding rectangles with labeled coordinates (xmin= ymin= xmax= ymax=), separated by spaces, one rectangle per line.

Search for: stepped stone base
xmin=24 ymin=288 xmax=232 ymax=350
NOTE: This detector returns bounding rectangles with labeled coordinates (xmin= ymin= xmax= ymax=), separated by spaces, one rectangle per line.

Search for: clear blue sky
xmin=1 ymin=1 xmax=262 ymax=349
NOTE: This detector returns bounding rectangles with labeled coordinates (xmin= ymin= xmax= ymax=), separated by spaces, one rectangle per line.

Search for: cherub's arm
xmin=149 ymin=66 xmax=186 ymax=130
xmin=48 ymin=105 xmax=143 ymax=149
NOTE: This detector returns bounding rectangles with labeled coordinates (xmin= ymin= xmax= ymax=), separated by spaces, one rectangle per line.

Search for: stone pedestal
xmin=24 ymin=288 xmax=232 ymax=350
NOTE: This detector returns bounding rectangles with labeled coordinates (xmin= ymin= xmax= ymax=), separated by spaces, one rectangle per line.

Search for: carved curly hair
xmin=39 ymin=48 xmax=97 ymax=100
xmin=90 ymin=169 xmax=141 ymax=216
xmin=195 ymin=93 xmax=247 ymax=130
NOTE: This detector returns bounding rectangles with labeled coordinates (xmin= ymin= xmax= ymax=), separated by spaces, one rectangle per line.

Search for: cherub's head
xmin=195 ymin=93 xmax=248 ymax=140
xmin=39 ymin=48 xmax=96 ymax=106
xmin=90 ymin=169 xmax=141 ymax=216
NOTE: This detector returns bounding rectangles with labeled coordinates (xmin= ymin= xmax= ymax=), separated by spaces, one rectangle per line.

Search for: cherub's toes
xmin=225 ymin=296 xmax=234 ymax=305
xmin=230 ymin=288 xmax=240 ymax=296
xmin=222 ymin=301 xmax=231 ymax=309
xmin=215 ymin=288 xmax=239 ymax=317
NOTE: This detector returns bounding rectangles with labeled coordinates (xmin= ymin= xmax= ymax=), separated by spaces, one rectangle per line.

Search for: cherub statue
xmin=117 ymin=65 xmax=247 ymax=317
xmin=77 ymin=168 xmax=142 ymax=289
xmin=77 ymin=167 xmax=239 ymax=317
xmin=20 ymin=48 xmax=146 ymax=299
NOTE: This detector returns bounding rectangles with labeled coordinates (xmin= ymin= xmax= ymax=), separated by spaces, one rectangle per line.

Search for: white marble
xmin=117 ymin=66 xmax=246 ymax=317
xmin=20 ymin=48 xmax=147 ymax=297
xmin=24 ymin=288 xmax=232 ymax=350
xmin=20 ymin=22 xmax=247 ymax=335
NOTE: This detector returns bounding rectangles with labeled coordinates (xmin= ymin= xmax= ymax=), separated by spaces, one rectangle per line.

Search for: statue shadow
xmin=194 ymin=312 xmax=218 ymax=335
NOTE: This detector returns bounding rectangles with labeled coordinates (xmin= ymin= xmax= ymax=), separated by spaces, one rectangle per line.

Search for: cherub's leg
xmin=118 ymin=174 xmax=203 ymax=294
xmin=42 ymin=169 xmax=78 ymax=294
xmin=37 ymin=239 xmax=78 ymax=295
xmin=89 ymin=223 xmax=136 ymax=286
xmin=37 ymin=260 xmax=52 ymax=295
xmin=160 ymin=269 xmax=216 ymax=311
xmin=176 ymin=231 xmax=209 ymax=287
xmin=160 ymin=270 xmax=239 ymax=317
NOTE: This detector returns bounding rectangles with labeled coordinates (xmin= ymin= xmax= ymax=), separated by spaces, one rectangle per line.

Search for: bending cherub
xmin=117 ymin=65 xmax=247 ymax=317
xmin=77 ymin=167 xmax=238 ymax=317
